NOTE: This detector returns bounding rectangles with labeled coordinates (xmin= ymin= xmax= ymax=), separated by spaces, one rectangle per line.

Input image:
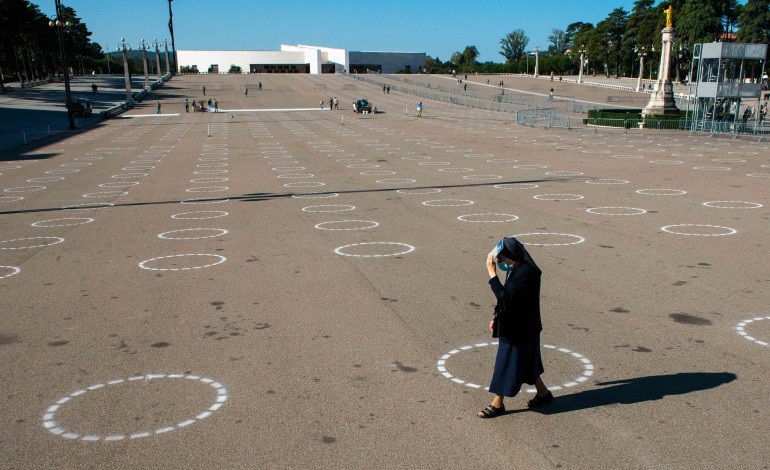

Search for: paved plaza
xmin=1 ymin=73 xmax=769 ymax=469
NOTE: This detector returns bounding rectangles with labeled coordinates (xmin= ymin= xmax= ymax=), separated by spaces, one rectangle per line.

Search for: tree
xmin=462 ymin=45 xmax=480 ymax=65
xmin=678 ymin=0 xmax=722 ymax=45
xmin=736 ymin=0 xmax=770 ymax=44
xmin=565 ymin=22 xmax=592 ymax=51
xmin=499 ymin=29 xmax=529 ymax=63
xmin=547 ymin=29 xmax=568 ymax=54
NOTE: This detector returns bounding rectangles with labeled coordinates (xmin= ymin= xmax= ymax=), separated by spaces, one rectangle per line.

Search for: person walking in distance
xmin=416 ymin=101 xmax=423 ymax=117
xmin=156 ymin=101 xmax=161 ymax=114
xmin=214 ymin=99 xmax=218 ymax=113
xmin=184 ymin=98 xmax=189 ymax=113
xmin=202 ymin=85 xmax=206 ymax=96
xmin=478 ymin=237 xmax=553 ymax=418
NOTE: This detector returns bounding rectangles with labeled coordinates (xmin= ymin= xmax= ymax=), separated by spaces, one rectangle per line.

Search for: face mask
xmin=498 ymin=261 xmax=513 ymax=271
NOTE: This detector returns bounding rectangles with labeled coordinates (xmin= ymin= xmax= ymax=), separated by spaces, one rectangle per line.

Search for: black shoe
xmin=527 ymin=391 xmax=554 ymax=408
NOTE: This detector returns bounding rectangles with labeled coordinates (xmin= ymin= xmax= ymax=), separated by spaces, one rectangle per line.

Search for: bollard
xmin=405 ymin=106 xmax=408 ymax=115
xmin=341 ymin=115 xmax=344 ymax=125
xmin=207 ymin=124 xmax=211 ymax=137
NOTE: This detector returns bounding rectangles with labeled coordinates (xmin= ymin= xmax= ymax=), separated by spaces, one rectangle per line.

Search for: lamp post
xmin=117 ymin=38 xmax=132 ymax=103
xmin=168 ymin=0 xmax=177 ymax=74
xmin=533 ymin=44 xmax=540 ymax=77
xmin=675 ymin=44 xmax=684 ymax=84
xmin=49 ymin=0 xmax=75 ymax=129
xmin=105 ymin=45 xmax=111 ymax=75
xmin=163 ymin=38 xmax=171 ymax=76
xmin=649 ymin=45 xmax=655 ymax=80
xmin=635 ymin=46 xmax=647 ymax=92
xmin=153 ymin=38 xmax=162 ymax=79
xmin=577 ymin=48 xmax=587 ymax=84
xmin=137 ymin=38 xmax=149 ymax=89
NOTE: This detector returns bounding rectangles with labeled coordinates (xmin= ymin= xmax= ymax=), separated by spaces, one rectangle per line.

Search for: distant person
xmin=245 ymin=87 xmax=248 ymax=96
xmin=477 ymin=237 xmax=552 ymax=419
xmin=386 ymin=85 xmax=390 ymax=94
xmin=156 ymin=102 xmax=161 ymax=114
xmin=214 ymin=99 xmax=218 ymax=112
xmin=258 ymin=82 xmax=262 ymax=90
xmin=329 ymin=97 xmax=334 ymax=110
xmin=547 ymin=88 xmax=554 ymax=102
xmin=202 ymin=85 xmax=206 ymax=96
xmin=464 ymin=83 xmax=467 ymax=91
xmin=416 ymin=101 xmax=423 ymax=117
xmin=320 ymin=100 xmax=324 ymax=110
xmin=184 ymin=98 xmax=189 ymax=113
xmin=91 ymin=83 xmax=97 ymax=93
xmin=333 ymin=97 xmax=339 ymax=110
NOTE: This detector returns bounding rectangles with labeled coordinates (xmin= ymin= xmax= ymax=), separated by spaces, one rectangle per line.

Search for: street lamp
xmin=49 ymin=0 xmax=74 ymax=129
xmin=635 ymin=46 xmax=647 ymax=92
xmin=168 ymin=0 xmax=178 ymax=75
xmin=152 ymin=38 xmax=162 ymax=80
xmin=117 ymin=38 xmax=132 ymax=103
xmin=163 ymin=38 xmax=171 ymax=76
xmin=137 ymin=38 xmax=150 ymax=89
xmin=533 ymin=44 xmax=540 ymax=77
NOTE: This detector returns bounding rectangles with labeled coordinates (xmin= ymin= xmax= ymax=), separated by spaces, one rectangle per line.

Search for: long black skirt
xmin=489 ymin=335 xmax=544 ymax=397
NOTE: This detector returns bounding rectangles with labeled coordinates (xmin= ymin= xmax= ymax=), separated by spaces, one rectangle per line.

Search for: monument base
xmin=642 ymin=79 xmax=679 ymax=116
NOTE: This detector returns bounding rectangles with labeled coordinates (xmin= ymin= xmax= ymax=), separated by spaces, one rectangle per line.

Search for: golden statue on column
xmin=642 ymin=4 xmax=680 ymax=116
xmin=665 ymin=6 xmax=674 ymax=28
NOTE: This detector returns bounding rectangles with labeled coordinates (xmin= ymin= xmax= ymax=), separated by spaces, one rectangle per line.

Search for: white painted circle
xmin=396 ymin=188 xmax=441 ymax=195
xmin=277 ymin=174 xmax=314 ymax=179
xmin=190 ymin=178 xmax=228 ymax=183
xmin=138 ymin=254 xmax=227 ymax=271
xmin=123 ymin=166 xmax=154 ymax=170
xmin=158 ymin=228 xmax=228 ymax=240
xmin=194 ymin=170 xmax=228 ymax=175
xmin=712 ymin=158 xmax=744 ymax=163
xmin=185 ymin=187 xmax=229 ymax=193
xmin=63 ymin=203 xmax=115 ymax=211
xmin=747 ymin=173 xmax=770 ymax=179
xmin=457 ymin=214 xmax=518 ymax=223
xmin=315 ymin=220 xmax=380 ymax=231
xmin=272 ymin=167 xmax=305 ymax=171
xmin=660 ymin=224 xmax=736 ymax=236
xmin=32 ymin=218 xmax=94 ymax=227
xmin=465 ymin=154 xmax=493 ymax=158
xmin=83 ymin=191 xmax=127 ymax=198
xmin=703 ymin=201 xmax=762 ymax=209
xmin=171 ymin=211 xmax=229 ymax=220
xmin=61 ymin=162 xmax=91 ymax=167
xmin=422 ymin=199 xmax=474 ymax=207
xmin=292 ymin=193 xmax=339 ymax=199
xmin=347 ymin=164 xmax=379 ymax=169
xmin=284 ymin=182 xmax=325 ymax=188
xmin=334 ymin=242 xmax=415 ymax=258
xmin=75 ymin=157 xmax=102 ymax=161
xmin=111 ymin=173 xmax=148 ymax=178
xmin=198 ymin=157 xmax=228 ymax=162
xmin=42 ymin=373 xmax=228 ymax=441
xmin=99 ymin=182 xmax=139 ymax=188
xmin=735 ymin=317 xmax=770 ymax=348
xmin=439 ymin=168 xmax=474 ymax=173
xmin=693 ymin=166 xmax=731 ymax=171
xmin=197 ymin=163 xmax=228 ymax=168
xmin=511 ymin=233 xmax=585 ymax=246
xmin=495 ymin=183 xmax=538 ymax=190
xmin=463 ymin=175 xmax=502 ymax=180
xmin=636 ymin=189 xmax=687 ymax=196
xmin=361 ymin=171 xmax=396 ymax=176
xmin=487 ymin=159 xmax=518 ymax=164
xmin=4 ymin=186 xmax=46 ymax=193
xmin=418 ymin=162 xmax=451 ymax=166
xmin=613 ymin=155 xmax=643 ymax=159
xmin=534 ymin=194 xmax=584 ymax=201
xmin=437 ymin=342 xmax=594 ymax=393
xmin=28 ymin=177 xmax=65 ymax=183
xmin=545 ymin=171 xmax=584 ymax=177
xmin=0 ymin=196 xmax=24 ymax=203
xmin=46 ymin=169 xmax=79 ymax=174
xmin=376 ymin=178 xmax=416 ymax=184
xmin=180 ymin=198 xmax=229 ymax=204
xmin=586 ymin=179 xmax=628 ymax=185
xmin=586 ymin=207 xmax=647 ymax=216
xmin=650 ymin=160 xmax=683 ymax=165
xmin=302 ymin=204 xmax=355 ymax=213
xmin=0 ymin=266 xmax=21 ymax=279
xmin=0 ymin=237 xmax=65 ymax=249
xmin=513 ymin=164 xmax=548 ymax=169
xmin=337 ymin=158 xmax=366 ymax=162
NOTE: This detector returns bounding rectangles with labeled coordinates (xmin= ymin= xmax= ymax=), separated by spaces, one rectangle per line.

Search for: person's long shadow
xmin=512 ymin=372 xmax=737 ymax=415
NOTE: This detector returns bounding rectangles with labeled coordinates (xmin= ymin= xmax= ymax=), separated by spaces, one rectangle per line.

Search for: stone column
xmin=642 ymin=27 xmax=679 ymax=116
xmin=577 ymin=51 xmax=585 ymax=84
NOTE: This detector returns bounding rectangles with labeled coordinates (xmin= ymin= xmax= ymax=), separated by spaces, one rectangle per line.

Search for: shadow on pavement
xmin=516 ymin=372 xmax=737 ymax=415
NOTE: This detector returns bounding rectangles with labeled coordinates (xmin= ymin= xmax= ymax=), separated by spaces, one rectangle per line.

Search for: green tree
xmin=736 ymin=0 xmax=770 ymax=43
xmin=499 ymin=29 xmax=529 ymax=63
xmin=547 ymin=29 xmax=568 ymax=54
xmin=462 ymin=45 xmax=480 ymax=65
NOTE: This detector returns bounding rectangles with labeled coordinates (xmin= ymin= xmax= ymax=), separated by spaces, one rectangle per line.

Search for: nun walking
xmin=478 ymin=237 xmax=553 ymax=418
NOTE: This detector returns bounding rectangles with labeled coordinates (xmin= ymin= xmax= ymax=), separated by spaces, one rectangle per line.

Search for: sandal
xmin=527 ymin=391 xmax=554 ymax=408
xmin=477 ymin=404 xmax=505 ymax=418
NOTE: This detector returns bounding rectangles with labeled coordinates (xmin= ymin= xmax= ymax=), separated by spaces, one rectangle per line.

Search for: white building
xmin=177 ymin=44 xmax=425 ymax=74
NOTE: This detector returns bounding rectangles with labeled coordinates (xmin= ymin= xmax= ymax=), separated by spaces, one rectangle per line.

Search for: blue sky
xmin=36 ymin=0 xmax=640 ymax=61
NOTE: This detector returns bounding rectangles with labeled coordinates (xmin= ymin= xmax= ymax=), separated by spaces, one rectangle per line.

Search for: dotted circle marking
xmin=534 ymin=194 xmax=584 ymax=201
xmin=63 ymin=203 xmax=115 ymax=211
xmin=636 ymin=189 xmax=686 ymax=196
xmin=735 ymin=317 xmax=770 ymax=347
xmin=42 ymin=373 xmax=228 ymax=441
xmin=703 ymin=201 xmax=762 ymax=209
xmin=171 ymin=211 xmax=229 ymax=220
xmin=513 ymin=164 xmax=548 ymax=169
xmin=463 ymin=175 xmax=502 ymax=180
xmin=315 ymin=220 xmax=380 ymax=231
xmin=180 ymin=198 xmax=229 ymax=205
xmin=660 ymin=224 xmax=736 ymax=237
xmin=361 ymin=171 xmax=396 ymax=176
xmin=158 ymin=228 xmax=229 ymax=240
xmin=334 ymin=242 xmax=415 ymax=258
xmin=0 ymin=266 xmax=21 ymax=279
xmin=747 ymin=173 xmax=770 ymax=179
xmin=545 ymin=171 xmax=584 ymax=177
xmin=376 ymin=178 xmax=416 ymax=184
xmin=284 ymin=182 xmax=326 ymax=188
xmin=4 ymin=186 xmax=46 ymax=193
xmin=586 ymin=179 xmax=628 ymax=185
xmin=511 ymin=233 xmax=585 ymax=246
xmin=457 ymin=214 xmax=519 ymax=223
xmin=0 ymin=196 xmax=24 ymax=203
xmin=190 ymin=178 xmax=229 ymax=183
xmin=302 ymin=204 xmax=355 ymax=213
xmin=438 ymin=168 xmax=474 ymax=173
xmin=693 ymin=166 xmax=731 ymax=171
xmin=99 ymin=182 xmax=139 ymax=188
xmin=194 ymin=170 xmax=228 ymax=175
xmin=291 ymin=193 xmax=339 ymax=199
xmin=437 ymin=343 xmax=594 ymax=393
xmin=495 ymin=183 xmax=538 ymax=190
xmin=138 ymin=254 xmax=227 ymax=271
xmin=277 ymin=174 xmax=314 ymax=179
xmin=46 ymin=169 xmax=79 ymax=174
xmin=586 ymin=207 xmax=647 ymax=216
xmin=0 ymin=237 xmax=65 ymax=249
xmin=32 ymin=218 xmax=94 ymax=227
xmin=83 ymin=191 xmax=128 ymax=198
xmin=185 ymin=187 xmax=229 ymax=193
xmin=397 ymin=188 xmax=441 ymax=195
xmin=422 ymin=199 xmax=474 ymax=207
xmin=28 ymin=177 xmax=65 ymax=183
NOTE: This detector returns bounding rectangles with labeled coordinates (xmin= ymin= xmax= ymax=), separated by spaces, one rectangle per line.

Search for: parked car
xmin=70 ymin=97 xmax=92 ymax=117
